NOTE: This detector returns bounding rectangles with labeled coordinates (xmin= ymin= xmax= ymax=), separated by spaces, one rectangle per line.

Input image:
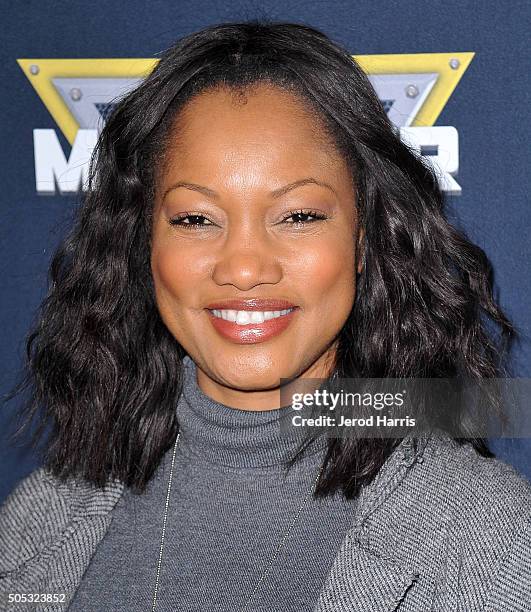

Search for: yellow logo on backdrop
xmin=17 ymin=54 xmax=473 ymax=145
xmin=17 ymin=53 xmax=474 ymax=195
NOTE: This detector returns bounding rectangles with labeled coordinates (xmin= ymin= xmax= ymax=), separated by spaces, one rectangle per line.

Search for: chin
xmin=219 ymin=356 xmax=294 ymax=388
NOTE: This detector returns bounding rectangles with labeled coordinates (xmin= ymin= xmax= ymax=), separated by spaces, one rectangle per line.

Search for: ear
xmin=356 ymin=226 xmax=365 ymax=274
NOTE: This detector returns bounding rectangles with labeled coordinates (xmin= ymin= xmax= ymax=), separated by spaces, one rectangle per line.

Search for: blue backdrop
xmin=1 ymin=0 xmax=530 ymax=503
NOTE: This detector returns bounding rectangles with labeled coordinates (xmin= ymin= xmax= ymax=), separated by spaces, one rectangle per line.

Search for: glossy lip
xmin=205 ymin=298 xmax=297 ymax=311
xmin=205 ymin=306 xmax=299 ymax=344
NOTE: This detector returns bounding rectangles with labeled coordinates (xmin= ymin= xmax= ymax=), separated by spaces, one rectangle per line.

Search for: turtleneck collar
xmin=176 ymin=355 xmax=326 ymax=469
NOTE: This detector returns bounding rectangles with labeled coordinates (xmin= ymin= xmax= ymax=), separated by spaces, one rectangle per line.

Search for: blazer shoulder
xmin=427 ymin=435 xmax=531 ymax=524
xmin=0 ymin=466 xmax=124 ymax=574
xmin=314 ymin=436 xmax=530 ymax=612
xmin=427 ymin=437 xmax=531 ymax=608
xmin=359 ymin=434 xmax=530 ymax=561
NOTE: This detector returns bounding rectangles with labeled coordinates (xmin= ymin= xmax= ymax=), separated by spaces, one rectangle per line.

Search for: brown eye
xmin=169 ymin=214 xmax=214 ymax=229
xmin=282 ymin=209 xmax=327 ymax=225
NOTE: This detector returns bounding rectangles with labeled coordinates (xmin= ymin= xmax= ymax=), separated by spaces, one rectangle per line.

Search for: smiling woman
xmin=150 ymin=83 xmax=361 ymax=399
xmin=1 ymin=19 xmax=530 ymax=612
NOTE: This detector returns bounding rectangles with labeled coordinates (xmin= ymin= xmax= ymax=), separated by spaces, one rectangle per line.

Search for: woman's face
xmin=151 ymin=83 xmax=363 ymax=410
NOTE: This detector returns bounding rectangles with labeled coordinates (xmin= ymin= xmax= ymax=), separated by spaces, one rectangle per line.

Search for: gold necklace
xmin=150 ymin=430 xmax=324 ymax=612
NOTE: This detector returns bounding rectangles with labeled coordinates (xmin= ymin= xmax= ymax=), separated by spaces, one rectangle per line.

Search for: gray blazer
xmin=1 ymin=433 xmax=530 ymax=612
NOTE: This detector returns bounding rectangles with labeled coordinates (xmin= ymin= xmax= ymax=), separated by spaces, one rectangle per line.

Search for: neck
xmin=176 ymin=355 xmax=327 ymax=468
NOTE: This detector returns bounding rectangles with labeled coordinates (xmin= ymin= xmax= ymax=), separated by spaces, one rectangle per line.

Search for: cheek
xmin=150 ymin=241 xmax=205 ymax=307
xmin=288 ymin=233 xmax=356 ymax=315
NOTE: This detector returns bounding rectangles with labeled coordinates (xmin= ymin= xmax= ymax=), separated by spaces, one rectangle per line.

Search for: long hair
xmin=4 ymin=20 xmax=516 ymax=498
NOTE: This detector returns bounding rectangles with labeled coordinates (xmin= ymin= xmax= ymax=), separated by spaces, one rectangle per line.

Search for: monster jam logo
xmin=18 ymin=53 xmax=473 ymax=196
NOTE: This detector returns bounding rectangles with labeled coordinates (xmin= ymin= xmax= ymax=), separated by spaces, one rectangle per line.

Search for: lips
xmin=205 ymin=299 xmax=299 ymax=344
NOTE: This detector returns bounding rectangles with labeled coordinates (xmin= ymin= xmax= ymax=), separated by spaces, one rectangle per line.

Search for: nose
xmin=211 ymin=224 xmax=283 ymax=291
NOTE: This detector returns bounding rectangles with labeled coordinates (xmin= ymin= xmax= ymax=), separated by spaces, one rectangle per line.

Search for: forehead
xmin=158 ymin=83 xmax=349 ymax=186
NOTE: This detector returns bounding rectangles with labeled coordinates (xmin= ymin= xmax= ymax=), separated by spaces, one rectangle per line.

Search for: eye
xmin=281 ymin=209 xmax=328 ymax=225
xmin=168 ymin=209 xmax=328 ymax=230
xmin=168 ymin=213 xmax=215 ymax=229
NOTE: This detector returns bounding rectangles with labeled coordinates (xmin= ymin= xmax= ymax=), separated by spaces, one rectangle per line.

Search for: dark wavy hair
xmin=5 ymin=20 xmax=517 ymax=499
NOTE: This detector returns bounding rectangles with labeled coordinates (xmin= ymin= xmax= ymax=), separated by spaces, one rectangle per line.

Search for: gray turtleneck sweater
xmin=68 ymin=355 xmax=357 ymax=611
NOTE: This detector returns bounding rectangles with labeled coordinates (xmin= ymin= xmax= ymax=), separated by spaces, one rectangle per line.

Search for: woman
xmin=1 ymin=20 xmax=530 ymax=612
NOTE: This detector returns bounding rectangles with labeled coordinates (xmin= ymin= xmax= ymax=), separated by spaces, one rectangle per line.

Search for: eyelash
xmin=168 ymin=209 xmax=328 ymax=229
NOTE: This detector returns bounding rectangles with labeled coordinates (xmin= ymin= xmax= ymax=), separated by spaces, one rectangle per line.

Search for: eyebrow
xmin=162 ymin=177 xmax=336 ymax=201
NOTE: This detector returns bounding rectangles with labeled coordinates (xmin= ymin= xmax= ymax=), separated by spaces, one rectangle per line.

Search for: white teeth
xmin=236 ymin=311 xmax=251 ymax=325
xmin=211 ymin=308 xmax=294 ymax=325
